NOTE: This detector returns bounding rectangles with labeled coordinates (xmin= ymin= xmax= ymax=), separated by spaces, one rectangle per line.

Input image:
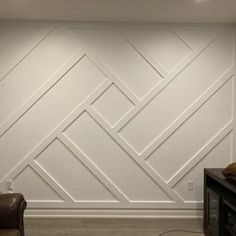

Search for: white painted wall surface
xmin=0 ymin=22 xmax=235 ymax=218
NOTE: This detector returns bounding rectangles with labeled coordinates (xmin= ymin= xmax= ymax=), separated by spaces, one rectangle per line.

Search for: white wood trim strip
xmin=114 ymin=31 xmax=221 ymax=132
xmin=0 ymin=79 xmax=112 ymax=185
xmin=142 ymin=67 xmax=234 ymax=159
xmin=0 ymin=50 xmax=86 ymax=138
xmin=0 ymin=28 xmax=54 ymax=83
xmin=168 ymin=121 xmax=233 ymax=187
xmin=25 ymin=201 xmax=179 ymax=209
xmin=86 ymin=107 xmax=181 ymax=204
xmin=24 ymin=208 xmax=203 ymax=218
xmin=58 ymin=133 xmax=129 ymax=203
xmin=64 ymin=28 xmax=140 ymax=104
xmin=30 ymin=160 xmax=75 ymax=202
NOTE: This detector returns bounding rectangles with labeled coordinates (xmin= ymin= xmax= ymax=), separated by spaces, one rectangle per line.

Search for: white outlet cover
xmin=6 ymin=180 xmax=13 ymax=190
xmin=187 ymin=181 xmax=194 ymax=191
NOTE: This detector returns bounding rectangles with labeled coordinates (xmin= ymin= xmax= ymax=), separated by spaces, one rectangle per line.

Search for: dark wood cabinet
xmin=204 ymin=169 xmax=236 ymax=236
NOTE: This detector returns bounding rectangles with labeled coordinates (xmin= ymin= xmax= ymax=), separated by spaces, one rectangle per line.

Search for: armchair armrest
xmin=0 ymin=193 xmax=27 ymax=235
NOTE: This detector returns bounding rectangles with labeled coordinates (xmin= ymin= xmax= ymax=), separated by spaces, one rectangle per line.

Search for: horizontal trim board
xmin=25 ymin=209 xmax=203 ymax=219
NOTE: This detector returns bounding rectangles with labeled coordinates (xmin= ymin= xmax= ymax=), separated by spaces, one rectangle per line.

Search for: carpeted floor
xmin=25 ymin=218 xmax=204 ymax=236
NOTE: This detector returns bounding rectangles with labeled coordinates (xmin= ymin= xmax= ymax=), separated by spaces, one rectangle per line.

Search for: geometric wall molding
xmin=119 ymin=31 xmax=234 ymax=154
xmin=0 ymin=23 xmax=235 ymax=216
xmin=173 ymin=131 xmax=233 ymax=202
xmin=0 ymin=28 xmax=79 ymax=129
xmin=175 ymin=29 xmax=220 ymax=51
xmin=13 ymin=165 xmax=63 ymax=202
xmin=122 ymin=29 xmax=192 ymax=73
xmin=71 ymin=29 xmax=164 ymax=99
xmin=64 ymin=111 xmax=172 ymax=202
xmin=92 ymin=83 xmax=134 ymax=127
xmin=146 ymin=78 xmax=233 ymax=182
xmin=0 ymin=26 xmax=52 ymax=82
xmin=35 ymin=139 xmax=119 ymax=202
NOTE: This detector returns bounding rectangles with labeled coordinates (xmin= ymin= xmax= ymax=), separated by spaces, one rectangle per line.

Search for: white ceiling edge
xmin=0 ymin=0 xmax=236 ymax=24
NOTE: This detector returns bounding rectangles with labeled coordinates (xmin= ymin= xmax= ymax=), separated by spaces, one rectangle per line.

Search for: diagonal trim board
xmin=58 ymin=133 xmax=130 ymax=203
xmin=118 ymin=31 xmax=234 ymax=154
xmin=0 ymin=78 xmax=112 ymax=185
xmin=34 ymin=138 xmax=120 ymax=203
xmin=113 ymin=30 xmax=222 ymax=132
xmin=65 ymin=28 xmax=141 ymax=104
xmin=86 ymin=106 xmax=179 ymax=203
xmin=0 ymin=26 xmax=53 ymax=83
xmin=173 ymin=130 xmax=233 ymax=205
xmin=0 ymin=50 xmax=86 ymax=138
xmin=13 ymin=165 xmax=63 ymax=202
xmin=0 ymin=24 xmax=235 ymax=214
xmin=142 ymin=68 xmax=234 ymax=159
xmin=63 ymin=110 xmax=174 ymax=203
xmin=168 ymin=121 xmax=233 ymax=187
xmin=30 ymin=159 xmax=74 ymax=202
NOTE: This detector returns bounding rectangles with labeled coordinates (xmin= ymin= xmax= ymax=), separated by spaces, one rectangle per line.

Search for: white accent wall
xmin=0 ymin=22 xmax=235 ymax=217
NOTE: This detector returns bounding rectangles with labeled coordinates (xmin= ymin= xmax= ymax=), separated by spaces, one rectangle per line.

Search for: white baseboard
xmin=25 ymin=209 xmax=203 ymax=219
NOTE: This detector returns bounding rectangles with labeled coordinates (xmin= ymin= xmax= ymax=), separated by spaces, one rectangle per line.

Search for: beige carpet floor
xmin=25 ymin=218 xmax=204 ymax=236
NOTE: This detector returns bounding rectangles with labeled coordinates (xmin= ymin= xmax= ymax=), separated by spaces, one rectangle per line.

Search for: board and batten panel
xmin=0 ymin=23 xmax=235 ymax=217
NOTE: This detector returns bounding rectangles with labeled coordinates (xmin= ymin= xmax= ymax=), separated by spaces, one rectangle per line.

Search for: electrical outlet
xmin=187 ymin=181 xmax=194 ymax=191
xmin=6 ymin=180 xmax=13 ymax=191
